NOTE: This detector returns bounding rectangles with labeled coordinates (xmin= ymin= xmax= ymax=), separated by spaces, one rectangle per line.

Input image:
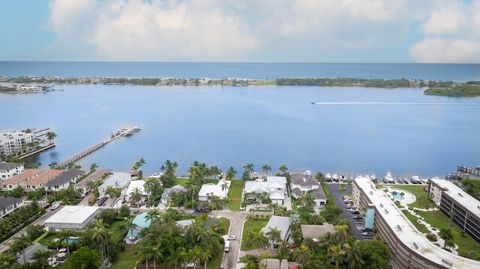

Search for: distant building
xmin=44 ymin=206 xmax=100 ymax=230
xmin=0 ymin=162 xmax=24 ymax=180
xmin=0 ymin=197 xmax=24 ymax=219
xmin=24 ymin=169 xmax=63 ymax=190
xmin=428 ymin=178 xmax=480 ymax=243
xmin=0 ymin=131 xmax=35 ymax=156
xmin=45 ymin=169 xmax=84 ymax=192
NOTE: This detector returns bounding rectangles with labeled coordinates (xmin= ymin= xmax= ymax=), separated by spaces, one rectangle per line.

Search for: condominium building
xmin=0 ymin=131 xmax=35 ymax=156
xmin=353 ymin=177 xmax=480 ymax=269
xmin=428 ymin=178 xmax=480 ymax=243
xmin=0 ymin=162 xmax=24 ymax=180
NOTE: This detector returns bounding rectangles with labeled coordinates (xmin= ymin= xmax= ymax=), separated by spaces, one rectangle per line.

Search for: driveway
xmin=327 ymin=183 xmax=363 ymax=239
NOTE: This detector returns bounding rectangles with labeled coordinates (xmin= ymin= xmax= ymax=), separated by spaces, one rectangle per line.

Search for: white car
xmin=50 ymin=202 xmax=61 ymax=210
xmin=227 ymin=235 xmax=237 ymax=240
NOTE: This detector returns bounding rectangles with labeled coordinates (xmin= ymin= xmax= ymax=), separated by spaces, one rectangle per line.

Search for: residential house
xmin=1 ymin=169 xmax=41 ymax=190
xmin=44 ymin=206 xmax=100 ymax=230
xmin=0 ymin=162 xmax=24 ymax=180
xmin=198 ymin=180 xmax=230 ymax=202
xmin=161 ymin=184 xmax=186 ymax=204
xmin=291 ymin=171 xmax=326 ymax=209
xmin=75 ymin=168 xmax=111 ymax=195
xmin=244 ymin=176 xmax=288 ymax=206
xmin=124 ymin=180 xmax=147 ymax=205
xmin=45 ymin=169 xmax=84 ymax=192
xmin=25 ymin=169 xmax=63 ymax=190
xmin=0 ymin=197 xmax=24 ymax=219
xmin=261 ymin=216 xmax=291 ymax=247
xmin=99 ymin=172 xmax=131 ymax=197
xmin=300 ymin=224 xmax=335 ymax=242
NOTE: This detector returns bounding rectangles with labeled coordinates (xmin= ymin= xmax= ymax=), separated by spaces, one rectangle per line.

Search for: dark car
xmin=97 ymin=197 xmax=108 ymax=206
xmin=194 ymin=207 xmax=212 ymax=213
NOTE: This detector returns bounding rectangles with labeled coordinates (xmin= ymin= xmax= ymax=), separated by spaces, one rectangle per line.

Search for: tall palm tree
xmin=46 ymin=131 xmax=57 ymax=145
xmin=32 ymin=249 xmax=50 ymax=269
xmin=328 ymin=244 xmax=346 ymax=269
xmin=242 ymin=163 xmax=254 ymax=181
xmin=439 ymin=227 xmax=454 ymax=249
xmin=279 ymin=164 xmax=288 ymax=176
xmin=91 ymin=220 xmax=111 ymax=262
xmin=141 ymin=243 xmax=162 ymax=269
xmin=265 ymin=227 xmax=282 ymax=248
xmin=130 ymin=187 xmax=143 ymax=207
xmin=226 ymin=167 xmax=237 ymax=180
xmin=146 ymin=208 xmax=160 ymax=223
xmin=90 ymin=162 xmax=98 ymax=172
xmin=0 ymin=252 xmax=17 ymax=268
xmin=16 ymin=234 xmax=31 ymax=265
xmin=261 ymin=164 xmax=272 ymax=176
xmin=334 ymin=224 xmax=349 ymax=243
xmin=189 ymin=247 xmax=202 ymax=269
xmin=58 ymin=229 xmax=72 ymax=254
xmin=200 ymin=249 xmax=212 ymax=269
xmin=299 ymin=192 xmax=315 ymax=208
xmin=220 ymin=181 xmax=228 ymax=196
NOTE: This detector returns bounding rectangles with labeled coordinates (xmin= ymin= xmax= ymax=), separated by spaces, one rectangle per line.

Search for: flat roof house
xmin=0 ymin=162 xmax=24 ymax=180
xmin=0 ymin=197 xmax=24 ymax=219
xmin=1 ymin=169 xmax=41 ymax=190
xmin=99 ymin=172 xmax=131 ymax=196
xmin=44 ymin=206 xmax=100 ymax=230
xmin=300 ymin=224 xmax=335 ymax=242
xmin=45 ymin=169 xmax=84 ymax=192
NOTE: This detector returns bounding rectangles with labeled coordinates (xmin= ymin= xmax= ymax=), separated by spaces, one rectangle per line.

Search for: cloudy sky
xmin=1 ymin=0 xmax=479 ymax=62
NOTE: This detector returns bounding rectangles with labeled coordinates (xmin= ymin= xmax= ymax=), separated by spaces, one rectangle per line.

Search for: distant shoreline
xmin=1 ymin=76 xmax=479 ymax=97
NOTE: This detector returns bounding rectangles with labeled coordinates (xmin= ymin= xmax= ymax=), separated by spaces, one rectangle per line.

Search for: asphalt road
xmin=327 ymin=183 xmax=363 ymax=239
xmin=0 ymin=205 xmax=62 ymax=253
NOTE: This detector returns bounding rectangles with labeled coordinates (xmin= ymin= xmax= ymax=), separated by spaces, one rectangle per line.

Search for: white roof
xmin=100 ymin=172 xmax=131 ymax=190
xmin=261 ymin=216 xmax=291 ymax=241
xmin=431 ymin=178 xmax=480 ymax=219
xmin=45 ymin=206 xmax=99 ymax=225
xmin=125 ymin=180 xmax=147 ymax=196
xmin=244 ymin=181 xmax=268 ymax=193
xmin=267 ymin=176 xmax=287 ymax=190
xmin=354 ymin=177 xmax=480 ymax=269
xmin=198 ymin=180 xmax=230 ymax=199
xmin=269 ymin=190 xmax=285 ymax=200
xmin=176 ymin=219 xmax=195 ymax=228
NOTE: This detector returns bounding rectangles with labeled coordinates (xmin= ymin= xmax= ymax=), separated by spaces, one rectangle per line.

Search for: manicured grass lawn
xmin=401 ymin=209 xmax=429 ymax=233
xmin=174 ymin=177 xmax=188 ymax=186
xmin=418 ymin=211 xmax=480 ymax=260
xmin=392 ymin=184 xmax=435 ymax=209
xmin=207 ymin=247 xmax=224 ymax=269
xmin=109 ymin=220 xmax=128 ymax=243
xmin=241 ymin=219 xmax=268 ymax=251
xmin=219 ymin=217 xmax=231 ymax=235
xmin=110 ymin=244 xmax=140 ymax=269
xmin=227 ymin=180 xmax=244 ymax=211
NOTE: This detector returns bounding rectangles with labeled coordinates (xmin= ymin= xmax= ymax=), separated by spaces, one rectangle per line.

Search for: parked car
xmin=224 ymin=240 xmax=230 ymax=252
xmin=50 ymin=202 xmax=61 ymax=210
xmin=227 ymin=235 xmax=237 ymax=240
xmin=194 ymin=207 xmax=212 ymax=213
xmin=97 ymin=197 xmax=107 ymax=206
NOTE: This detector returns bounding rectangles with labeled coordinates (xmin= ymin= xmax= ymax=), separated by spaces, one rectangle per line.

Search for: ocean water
xmin=1 ymin=83 xmax=479 ymax=177
xmin=0 ymin=62 xmax=479 ymax=81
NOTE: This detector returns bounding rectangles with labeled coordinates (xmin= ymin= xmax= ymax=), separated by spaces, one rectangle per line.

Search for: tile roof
xmin=1 ymin=169 xmax=41 ymax=186
xmin=291 ymin=172 xmax=318 ymax=186
xmin=301 ymin=224 xmax=335 ymax=240
xmin=27 ymin=169 xmax=63 ymax=187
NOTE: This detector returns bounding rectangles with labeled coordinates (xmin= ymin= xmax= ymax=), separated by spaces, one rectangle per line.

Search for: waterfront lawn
xmin=241 ymin=219 xmax=268 ymax=251
xmin=208 ymin=246 xmax=224 ymax=269
xmin=110 ymin=244 xmax=140 ymax=269
xmin=392 ymin=184 xmax=435 ymax=209
xmin=401 ymin=210 xmax=429 ymax=234
xmin=418 ymin=211 xmax=480 ymax=260
xmin=228 ymin=180 xmax=245 ymax=211
xmin=174 ymin=177 xmax=188 ymax=186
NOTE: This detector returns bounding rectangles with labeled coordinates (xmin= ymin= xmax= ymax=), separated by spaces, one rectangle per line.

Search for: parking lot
xmin=327 ymin=183 xmax=373 ymax=239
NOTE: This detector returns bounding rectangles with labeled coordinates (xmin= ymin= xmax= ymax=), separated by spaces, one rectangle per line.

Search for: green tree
xmin=46 ymin=131 xmax=57 ymax=144
xmin=293 ymin=244 xmax=311 ymax=265
xmin=65 ymin=246 xmax=101 ymax=269
xmin=32 ymin=248 xmax=51 ymax=269
xmin=439 ymin=227 xmax=454 ymax=249
xmin=91 ymin=220 xmax=111 ymax=262
xmin=278 ymin=164 xmax=288 ymax=176
xmin=130 ymin=187 xmax=143 ymax=207
xmin=226 ymin=167 xmax=237 ymax=180
xmin=242 ymin=163 xmax=254 ymax=181
xmin=15 ymin=234 xmax=31 ymax=264
xmin=344 ymin=241 xmax=364 ymax=268
xmin=105 ymin=186 xmax=122 ymax=206
xmin=144 ymin=177 xmax=163 ymax=206
xmin=261 ymin=164 xmax=272 ymax=176
xmin=328 ymin=244 xmax=345 ymax=269
xmin=90 ymin=163 xmax=98 ymax=172
xmin=265 ymin=227 xmax=282 ymax=248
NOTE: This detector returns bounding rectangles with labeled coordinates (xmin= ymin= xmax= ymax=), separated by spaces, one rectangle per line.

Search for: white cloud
xmin=410 ymin=0 xmax=480 ymax=63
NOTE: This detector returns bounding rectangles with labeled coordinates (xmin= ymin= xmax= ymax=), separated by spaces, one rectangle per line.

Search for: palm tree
xmin=146 ymin=208 xmax=160 ymax=223
xmin=262 ymin=164 xmax=272 ymax=176
xmin=87 ymin=180 xmax=100 ymax=197
xmin=439 ymin=227 xmax=454 ymax=249
xmin=0 ymin=252 xmax=17 ymax=268
xmin=328 ymin=244 xmax=346 ymax=269
xmin=226 ymin=167 xmax=237 ymax=180
xmin=46 ymin=131 xmax=57 ymax=144
xmin=91 ymin=220 xmax=111 ymax=262
xmin=189 ymin=247 xmax=202 ymax=269
xmin=294 ymin=244 xmax=311 ymax=265
xmin=299 ymin=192 xmax=315 ymax=208
xmin=344 ymin=241 xmax=363 ymax=268
xmin=16 ymin=234 xmax=31 ymax=265
xmin=279 ymin=164 xmax=288 ymax=176
xmin=242 ymin=163 xmax=254 ymax=181
xmin=58 ymin=229 xmax=72 ymax=254
xmin=141 ymin=243 xmax=162 ymax=269
xmin=247 ymin=230 xmax=268 ymax=249
xmin=130 ymin=187 xmax=143 ymax=207
xmin=90 ymin=162 xmax=98 ymax=172
xmin=265 ymin=227 xmax=282 ymax=248
xmin=220 ymin=181 xmax=228 ymax=196
xmin=32 ymin=249 xmax=50 ymax=269
xmin=334 ymin=224 xmax=349 ymax=243
xmin=200 ymin=249 xmax=212 ymax=269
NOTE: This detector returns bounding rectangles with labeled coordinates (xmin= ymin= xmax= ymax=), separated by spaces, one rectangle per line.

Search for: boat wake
xmin=311 ymin=101 xmax=479 ymax=106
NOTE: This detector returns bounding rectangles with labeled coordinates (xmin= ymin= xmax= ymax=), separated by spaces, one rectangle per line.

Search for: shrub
xmin=426 ymin=233 xmax=438 ymax=242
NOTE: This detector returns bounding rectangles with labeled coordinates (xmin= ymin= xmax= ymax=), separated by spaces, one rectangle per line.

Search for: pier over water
xmin=58 ymin=127 xmax=140 ymax=168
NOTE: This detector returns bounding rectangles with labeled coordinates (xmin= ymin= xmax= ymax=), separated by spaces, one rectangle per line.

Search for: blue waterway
xmin=0 ymin=62 xmax=479 ymax=81
xmin=0 ymin=84 xmax=479 ymax=177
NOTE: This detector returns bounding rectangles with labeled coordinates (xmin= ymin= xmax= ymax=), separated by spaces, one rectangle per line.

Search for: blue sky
xmin=1 ymin=0 xmax=479 ymax=63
